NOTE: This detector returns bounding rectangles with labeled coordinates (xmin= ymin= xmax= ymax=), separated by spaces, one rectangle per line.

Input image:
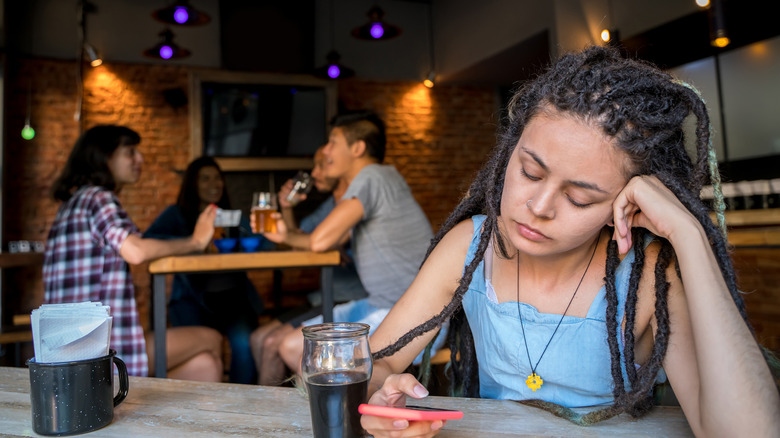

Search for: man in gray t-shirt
xmin=258 ymin=111 xmax=435 ymax=376
xmin=342 ymin=163 xmax=432 ymax=308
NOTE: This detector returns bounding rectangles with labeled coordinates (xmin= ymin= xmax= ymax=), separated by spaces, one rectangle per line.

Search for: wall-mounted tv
xmin=189 ymin=71 xmax=336 ymax=171
xmin=202 ymin=83 xmax=326 ymax=158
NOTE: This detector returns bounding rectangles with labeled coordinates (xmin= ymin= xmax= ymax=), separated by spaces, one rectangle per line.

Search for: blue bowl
xmin=240 ymin=236 xmax=261 ymax=252
xmin=213 ymin=238 xmax=238 ymax=253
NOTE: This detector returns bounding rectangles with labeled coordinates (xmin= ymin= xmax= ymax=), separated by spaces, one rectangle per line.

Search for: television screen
xmin=201 ymin=82 xmax=327 ymax=158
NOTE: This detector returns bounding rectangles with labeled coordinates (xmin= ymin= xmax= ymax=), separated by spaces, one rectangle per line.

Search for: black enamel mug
xmin=27 ymin=350 xmax=129 ymax=436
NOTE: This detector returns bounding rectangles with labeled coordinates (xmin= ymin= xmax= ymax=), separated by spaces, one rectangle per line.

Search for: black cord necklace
xmin=516 ymin=234 xmax=600 ymax=391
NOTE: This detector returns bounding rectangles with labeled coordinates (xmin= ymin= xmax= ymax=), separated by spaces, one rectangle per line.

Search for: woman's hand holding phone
xmin=360 ymin=373 xmax=458 ymax=438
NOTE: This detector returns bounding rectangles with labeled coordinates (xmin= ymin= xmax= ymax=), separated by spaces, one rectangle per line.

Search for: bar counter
xmin=0 ymin=367 xmax=693 ymax=437
xmin=720 ymin=209 xmax=780 ymax=247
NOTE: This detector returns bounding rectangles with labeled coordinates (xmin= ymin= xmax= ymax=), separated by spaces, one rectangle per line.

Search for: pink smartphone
xmin=358 ymin=403 xmax=464 ymax=421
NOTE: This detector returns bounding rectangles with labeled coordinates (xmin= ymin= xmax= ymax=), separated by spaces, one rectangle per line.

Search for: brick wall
xmin=2 ymin=57 xmax=497 ymax=325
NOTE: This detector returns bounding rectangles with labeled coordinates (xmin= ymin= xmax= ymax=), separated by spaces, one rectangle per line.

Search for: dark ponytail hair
xmin=52 ymin=125 xmax=140 ymax=201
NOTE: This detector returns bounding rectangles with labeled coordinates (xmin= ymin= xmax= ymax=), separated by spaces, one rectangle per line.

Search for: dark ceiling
xmin=621 ymin=0 xmax=780 ymax=70
xmin=445 ymin=0 xmax=780 ymax=87
xmin=442 ymin=30 xmax=550 ymax=86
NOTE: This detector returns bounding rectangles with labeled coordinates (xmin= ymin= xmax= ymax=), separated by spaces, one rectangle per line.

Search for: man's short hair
xmin=332 ymin=111 xmax=386 ymax=163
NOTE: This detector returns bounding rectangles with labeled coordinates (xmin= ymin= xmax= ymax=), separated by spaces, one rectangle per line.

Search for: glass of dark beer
xmin=302 ymin=322 xmax=372 ymax=438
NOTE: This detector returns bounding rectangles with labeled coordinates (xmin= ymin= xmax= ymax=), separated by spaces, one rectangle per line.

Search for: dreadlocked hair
xmin=372 ymin=45 xmax=762 ymax=420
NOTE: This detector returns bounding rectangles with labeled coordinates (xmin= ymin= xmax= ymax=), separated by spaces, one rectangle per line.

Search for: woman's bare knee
xmin=169 ymin=351 xmax=223 ymax=382
xmin=164 ymin=326 xmax=224 ymax=372
xmin=279 ymin=329 xmax=303 ymax=371
xmin=264 ymin=324 xmax=293 ymax=351
xmin=202 ymin=327 xmax=223 ymax=356
xmin=251 ymin=321 xmax=282 ymax=350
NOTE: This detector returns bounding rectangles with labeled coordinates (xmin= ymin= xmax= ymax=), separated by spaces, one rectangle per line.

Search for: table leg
xmin=321 ymin=266 xmax=334 ymax=323
xmin=152 ymin=274 xmax=167 ymax=378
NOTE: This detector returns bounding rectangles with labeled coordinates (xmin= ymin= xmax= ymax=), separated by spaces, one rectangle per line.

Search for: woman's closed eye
xmin=520 ymin=167 xmax=540 ymax=181
xmin=566 ymin=196 xmax=593 ymax=208
xmin=521 ymin=166 xmax=596 ymax=208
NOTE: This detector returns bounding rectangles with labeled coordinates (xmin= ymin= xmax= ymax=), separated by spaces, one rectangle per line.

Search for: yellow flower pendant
xmin=525 ymin=373 xmax=543 ymax=391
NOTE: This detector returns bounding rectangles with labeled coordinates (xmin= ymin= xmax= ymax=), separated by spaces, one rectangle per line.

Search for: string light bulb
xmin=21 ymin=123 xmax=35 ymax=140
xmin=22 ymin=83 xmax=35 ymax=140
xmin=601 ymin=29 xmax=611 ymax=43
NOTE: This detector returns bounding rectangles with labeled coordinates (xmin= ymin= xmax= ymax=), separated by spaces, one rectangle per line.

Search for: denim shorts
xmin=302 ymin=298 xmax=448 ymax=365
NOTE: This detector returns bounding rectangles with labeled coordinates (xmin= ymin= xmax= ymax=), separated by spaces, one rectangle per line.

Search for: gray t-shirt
xmin=342 ymin=164 xmax=433 ymax=308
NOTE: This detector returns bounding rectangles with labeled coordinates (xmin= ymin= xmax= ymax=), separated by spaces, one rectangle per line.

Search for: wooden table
xmin=0 ymin=366 xmax=693 ymax=437
xmin=148 ymin=250 xmax=340 ymax=378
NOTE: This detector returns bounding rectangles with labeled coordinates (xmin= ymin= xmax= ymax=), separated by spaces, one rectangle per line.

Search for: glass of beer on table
xmin=251 ymin=192 xmax=278 ymax=233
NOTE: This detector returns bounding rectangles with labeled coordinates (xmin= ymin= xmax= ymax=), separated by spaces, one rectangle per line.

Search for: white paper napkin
xmin=31 ymin=302 xmax=112 ymax=363
xmin=214 ymin=208 xmax=242 ymax=227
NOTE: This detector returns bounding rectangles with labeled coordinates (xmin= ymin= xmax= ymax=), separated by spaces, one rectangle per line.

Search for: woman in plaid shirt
xmin=43 ymin=125 xmax=224 ymax=381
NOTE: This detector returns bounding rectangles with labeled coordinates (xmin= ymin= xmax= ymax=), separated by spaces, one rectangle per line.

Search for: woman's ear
xmin=606 ymin=213 xmax=615 ymax=227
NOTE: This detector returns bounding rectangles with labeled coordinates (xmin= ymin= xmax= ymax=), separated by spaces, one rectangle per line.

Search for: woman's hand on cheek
xmin=612 ymin=175 xmax=699 ymax=252
xmin=361 ymin=373 xmax=444 ymax=438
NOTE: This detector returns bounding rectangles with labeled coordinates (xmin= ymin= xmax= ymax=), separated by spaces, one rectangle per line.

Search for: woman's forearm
xmin=672 ymin=226 xmax=779 ymax=435
xmin=368 ymin=360 xmax=395 ymax=397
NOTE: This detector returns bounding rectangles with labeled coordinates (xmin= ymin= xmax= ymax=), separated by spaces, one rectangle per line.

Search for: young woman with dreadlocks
xmin=360 ymin=46 xmax=780 ymax=437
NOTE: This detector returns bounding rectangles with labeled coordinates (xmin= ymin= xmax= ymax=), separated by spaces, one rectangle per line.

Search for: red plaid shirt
xmin=43 ymin=186 xmax=148 ymax=376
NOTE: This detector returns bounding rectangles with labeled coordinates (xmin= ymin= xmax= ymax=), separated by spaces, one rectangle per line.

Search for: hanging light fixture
xmin=143 ymin=28 xmax=191 ymax=60
xmin=600 ymin=0 xmax=619 ymax=47
xmin=78 ymin=2 xmax=102 ymax=67
xmin=83 ymin=43 xmax=102 ymax=67
xmin=708 ymin=0 xmax=729 ymax=48
xmin=423 ymin=71 xmax=436 ymax=89
xmin=314 ymin=50 xmax=355 ymax=79
xmin=315 ymin=0 xmax=355 ymax=79
xmin=422 ymin=2 xmax=435 ymax=88
xmin=351 ymin=6 xmax=401 ymax=40
xmin=152 ymin=0 xmax=210 ymax=26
